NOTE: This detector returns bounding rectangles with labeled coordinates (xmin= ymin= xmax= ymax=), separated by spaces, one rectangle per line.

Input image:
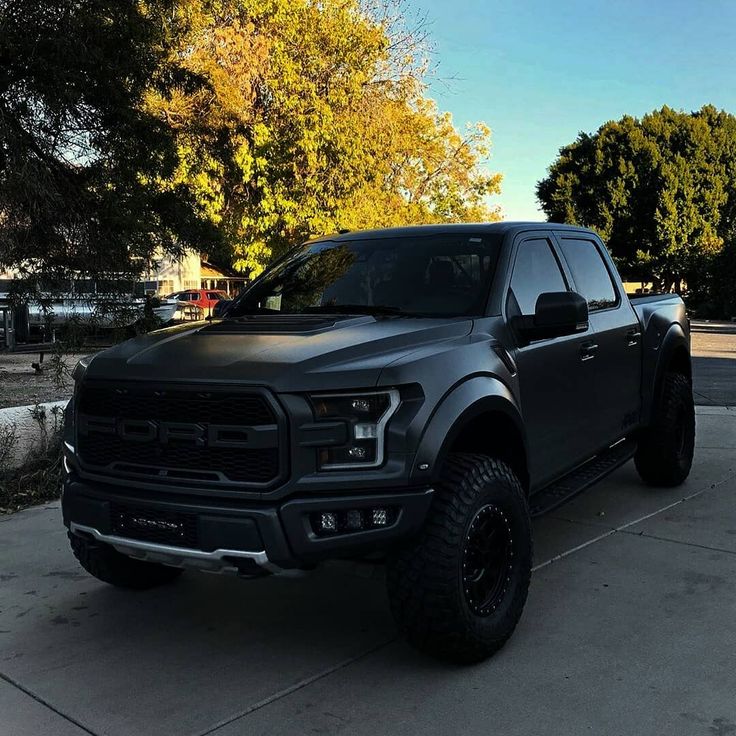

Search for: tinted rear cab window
xmin=558 ymin=238 xmax=618 ymax=311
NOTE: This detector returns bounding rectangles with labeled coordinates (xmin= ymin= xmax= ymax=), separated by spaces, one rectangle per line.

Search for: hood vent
xmin=201 ymin=314 xmax=372 ymax=334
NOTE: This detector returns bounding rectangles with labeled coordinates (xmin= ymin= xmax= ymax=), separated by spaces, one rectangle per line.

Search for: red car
xmin=165 ymin=289 xmax=229 ymax=313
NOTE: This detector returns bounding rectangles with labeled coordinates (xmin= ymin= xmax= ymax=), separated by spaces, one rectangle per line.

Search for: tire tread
xmin=387 ymin=453 xmax=532 ymax=663
xmin=635 ymin=372 xmax=695 ymax=487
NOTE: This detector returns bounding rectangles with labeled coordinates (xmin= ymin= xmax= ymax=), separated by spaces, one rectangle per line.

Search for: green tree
xmin=148 ymin=0 xmax=501 ymax=276
xmin=537 ymin=105 xmax=731 ymax=293
xmin=0 ymin=0 xmax=216 ymax=300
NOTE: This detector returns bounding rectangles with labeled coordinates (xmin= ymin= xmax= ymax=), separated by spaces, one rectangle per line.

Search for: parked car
xmin=155 ymin=298 xmax=204 ymax=324
xmin=165 ymin=289 xmax=229 ymax=313
xmin=62 ymin=223 xmax=694 ymax=663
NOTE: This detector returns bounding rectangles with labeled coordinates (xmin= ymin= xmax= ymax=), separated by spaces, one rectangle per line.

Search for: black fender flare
xmin=642 ymin=323 xmax=691 ymax=425
xmin=410 ymin=375 xmax=527 ymax=485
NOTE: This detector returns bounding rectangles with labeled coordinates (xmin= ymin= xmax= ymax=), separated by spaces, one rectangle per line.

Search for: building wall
xmin=3 ymin=251 xmax=204 ymax=299
xmin=142 ymin=250 xmax=201 ymax=296
xmin=622 ymin=280 xmax=655 ymax=295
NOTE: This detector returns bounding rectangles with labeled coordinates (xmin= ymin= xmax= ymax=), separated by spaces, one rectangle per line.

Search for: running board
xmin=529 ymin=438 xmax=637 ymax=517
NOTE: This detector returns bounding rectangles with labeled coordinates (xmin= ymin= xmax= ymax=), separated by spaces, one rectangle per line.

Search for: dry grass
xmin=0 ymin=405 xmax=64 ymax=514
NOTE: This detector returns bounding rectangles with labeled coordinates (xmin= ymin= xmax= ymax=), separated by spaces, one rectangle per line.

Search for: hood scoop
xmin=200 ymin=314 xmax=375 ymax=335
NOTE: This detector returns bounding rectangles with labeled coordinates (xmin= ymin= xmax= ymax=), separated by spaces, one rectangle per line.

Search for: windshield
xmin=227 ymin=234 xmax=500 ymax=319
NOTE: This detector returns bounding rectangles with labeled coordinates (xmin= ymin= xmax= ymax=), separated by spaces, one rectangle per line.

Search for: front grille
xmin=76 ymin=383 xmax=284 ymax=487
xmin=80 ymin=436 xmax=279 ymax=482
xmin=110 ymin=503 xmax=198 ymax=548
xmin=78 ymin=386 xmax=274 ymax=425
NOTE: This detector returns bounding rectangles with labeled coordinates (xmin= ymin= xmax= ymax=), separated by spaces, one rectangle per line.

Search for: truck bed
xmin=628 ymin=292 xmax=679 ymax=305
xmin=629 ymin=292 xmax=686 ymax=334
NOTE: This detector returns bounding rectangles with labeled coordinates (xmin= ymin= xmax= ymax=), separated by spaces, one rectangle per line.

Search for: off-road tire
xmin=635 ymin=371 xmax=695 ymax=487
xmin=69 ymin=533 xmax=183 ymax=589
xmin=386 ymin=454 xmax=532 ymax=664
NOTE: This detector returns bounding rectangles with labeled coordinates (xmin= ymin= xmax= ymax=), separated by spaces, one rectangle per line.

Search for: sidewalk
xmin=1 ymin=406 xmax=735 ymax=736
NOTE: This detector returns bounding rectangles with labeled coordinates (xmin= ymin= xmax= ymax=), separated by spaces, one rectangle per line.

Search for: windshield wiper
xmin=222 ymin=307 xmax=282 ymax=320
xmin=224 ymin=304 xmax=435 ymax=320
xmin=302 ymin=304 xmax=418 ymax=317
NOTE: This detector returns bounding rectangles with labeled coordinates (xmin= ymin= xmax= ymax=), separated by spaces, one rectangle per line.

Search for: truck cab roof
xmin=309 ymin=222 xmax=594 ymax=243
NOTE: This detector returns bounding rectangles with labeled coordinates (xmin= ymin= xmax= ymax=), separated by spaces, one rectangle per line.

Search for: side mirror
xmin=212 ymin=299 xmax=233 ymax=318
xmin=513 ymin=291 xmax=588 ymax=341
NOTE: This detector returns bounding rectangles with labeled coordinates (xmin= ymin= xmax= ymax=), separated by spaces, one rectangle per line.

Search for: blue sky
xmin=419 ymin=0 xmax=736 ymax=220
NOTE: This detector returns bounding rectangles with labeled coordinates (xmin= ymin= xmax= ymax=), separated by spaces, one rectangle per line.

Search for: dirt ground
xmin=0 ymin=351 xmax=91 ymax=409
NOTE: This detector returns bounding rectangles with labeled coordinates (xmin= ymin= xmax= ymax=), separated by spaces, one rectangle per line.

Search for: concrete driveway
xmin=2 ymin=404 xmax=735 ymax=736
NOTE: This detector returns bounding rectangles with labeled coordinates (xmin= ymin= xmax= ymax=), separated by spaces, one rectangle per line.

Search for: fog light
xmin=372 ymin=508 xmax=388 ymax=527
xmin=320 ymin=512 xmax=337 ymax=532
xmin=345 ymin=509 xmax=364 ymax=530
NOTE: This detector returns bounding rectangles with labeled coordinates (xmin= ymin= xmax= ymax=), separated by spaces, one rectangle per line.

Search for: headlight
xmin=309 ymin=389 xmax=400 ymax=470
xmin=71 ymin=355 xmax=93 ymax=382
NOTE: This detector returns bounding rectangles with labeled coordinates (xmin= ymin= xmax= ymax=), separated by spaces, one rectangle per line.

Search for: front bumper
xmin=62 ymin=478 xmax=433 ymax=574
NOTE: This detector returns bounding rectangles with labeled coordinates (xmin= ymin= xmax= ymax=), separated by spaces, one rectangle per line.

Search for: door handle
xmin=626 ymin=329 xmax=641 ymax=347
xmin=580 ymin=341 xmax=598 ymax=361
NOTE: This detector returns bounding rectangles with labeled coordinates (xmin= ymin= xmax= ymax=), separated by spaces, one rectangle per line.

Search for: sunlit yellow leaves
xmin=144 ymin=0 xmax=501 ymax=274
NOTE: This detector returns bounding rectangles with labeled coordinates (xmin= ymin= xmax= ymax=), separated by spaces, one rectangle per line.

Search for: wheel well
xmin=448 ymin=412 xmax=529 ymax=492
xmin=667 ymin=345 xmax=692 ymax=382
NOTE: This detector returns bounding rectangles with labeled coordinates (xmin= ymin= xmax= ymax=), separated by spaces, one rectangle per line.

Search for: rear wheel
xmin=386 ymin=454 xmax=532 ymax=663
xmin=69 ymin=533 xmax=183 ymax=589
xmin=635 ymin=372 xmax=695 ymax=487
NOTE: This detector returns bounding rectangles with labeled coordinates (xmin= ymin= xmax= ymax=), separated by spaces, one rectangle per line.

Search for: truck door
xmin=504 ymin=233 xmax=599 ymax=488
xmin=554 ymin=234 xmax=642 ymax=449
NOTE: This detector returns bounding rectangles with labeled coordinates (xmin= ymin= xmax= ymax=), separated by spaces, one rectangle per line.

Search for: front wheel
xmin=386 ymin=454 xmax=532 ymax=664
xmin=635 ymin=372 xmax=695 ymax=487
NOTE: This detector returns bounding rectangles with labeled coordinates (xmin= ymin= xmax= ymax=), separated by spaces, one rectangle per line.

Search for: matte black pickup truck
xmin=62 ymin=223 xmax=694 ymax=662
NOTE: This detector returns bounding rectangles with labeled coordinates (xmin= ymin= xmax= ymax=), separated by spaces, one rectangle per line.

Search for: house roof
xmin=200 ymin=261 xmax=242 ymax=279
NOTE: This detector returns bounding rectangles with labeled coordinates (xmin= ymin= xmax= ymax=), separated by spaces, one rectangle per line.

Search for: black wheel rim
xmin=462 ymin=504 xmax=513 ymax=616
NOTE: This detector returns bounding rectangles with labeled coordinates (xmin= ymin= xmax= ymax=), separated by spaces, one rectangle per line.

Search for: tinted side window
xmin=558 ymin=238 xmax=617 ymax=311
xmin=509 ymin=238 xmax=567 ymax=316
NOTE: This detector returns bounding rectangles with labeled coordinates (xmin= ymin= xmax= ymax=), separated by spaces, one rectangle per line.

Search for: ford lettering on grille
xmin=75 ymin=384 xmax=285 ymax=486
xmin=78 ymin=416 xmax=258 ymax=449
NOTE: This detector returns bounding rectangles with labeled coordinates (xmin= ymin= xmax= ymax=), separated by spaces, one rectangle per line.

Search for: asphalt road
xmin=691 ymin=321 xmax=736 ymax=406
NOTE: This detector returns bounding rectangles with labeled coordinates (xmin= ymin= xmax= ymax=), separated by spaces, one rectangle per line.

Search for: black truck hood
xmin=85 ymin=315 xmax=474 ymax=392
